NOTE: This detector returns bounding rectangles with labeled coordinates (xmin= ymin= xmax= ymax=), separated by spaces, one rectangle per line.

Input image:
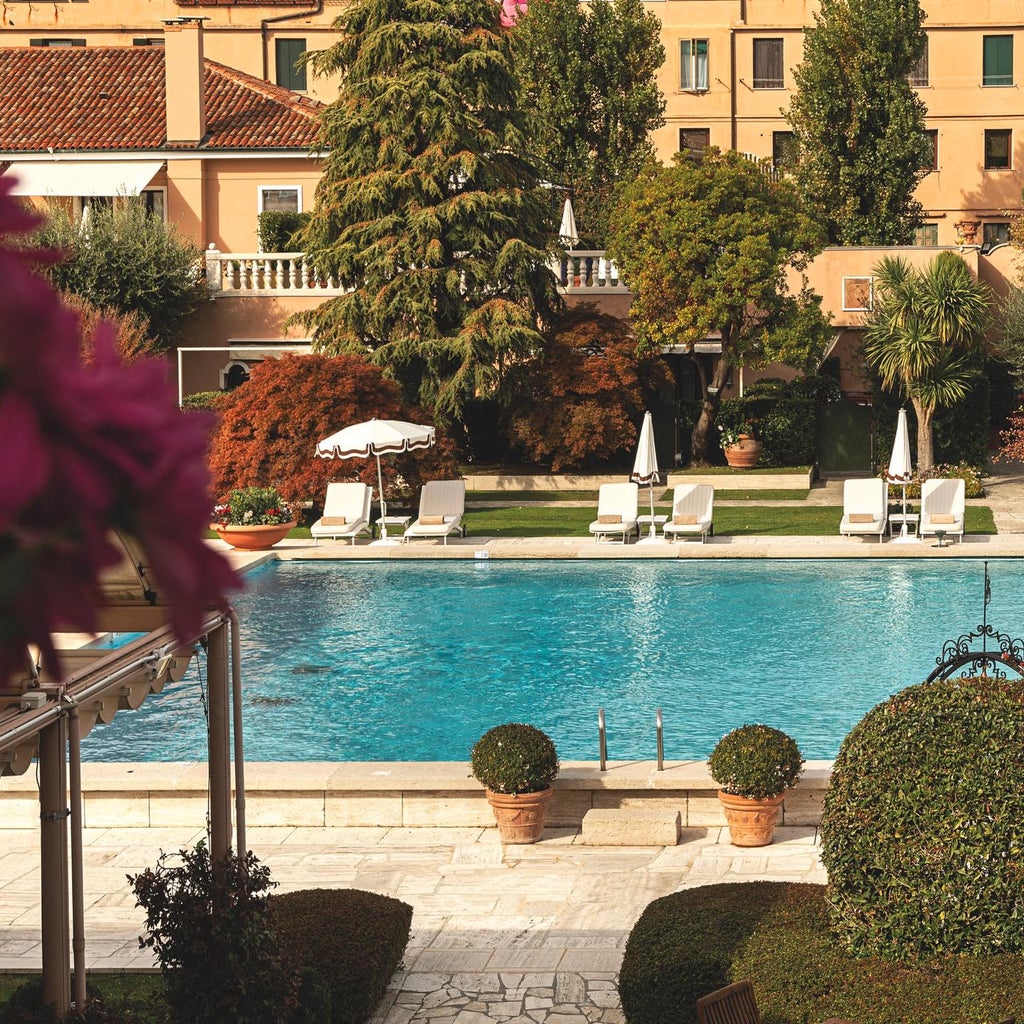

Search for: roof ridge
xmin=204 ymin=58 xmax=323 ymax=118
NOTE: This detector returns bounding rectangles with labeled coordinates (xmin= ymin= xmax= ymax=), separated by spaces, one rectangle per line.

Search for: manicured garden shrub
xmin=618 ymin=882 xmax=1023 ymax=1024
xmin=206 ymin=353 xmax=460 ymax=504
xmin=268 ymin=888 xmax=412 ymax=1024
xmin=470 ymin=722 xmax=559 ymax=794
xmin=877 ymin=461 xmax=986 ymax=499
xmin=257 ymin=210 xmax=311 ymax=253
xmin=181 ymin=390 xmax=225 ymax=412
xmin=707 ymin=724 xmax=803 ymax=799
xmin=821 ymin=675 xmax=1024 ymax=959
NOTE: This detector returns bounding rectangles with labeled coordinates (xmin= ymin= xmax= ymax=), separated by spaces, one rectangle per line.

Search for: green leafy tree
xmin=996 ymin=283 xmax=1024 ymax=390
xmin=606 ymin=150 xmax=830 ymax=463
xmin=863 ymin=252 xmax=992 ymax=472
xmin=505 ymin=307 xmax=669 ymax=471
xmin=33 ymin=199 xmax=208 ymax=349
xmin=786 ymin=0 xmax=930 ymax=245
xmin=293 ymin=0 xmax=561 ymax=421
xmin=511 ymin=0 xmax=664 ymax=245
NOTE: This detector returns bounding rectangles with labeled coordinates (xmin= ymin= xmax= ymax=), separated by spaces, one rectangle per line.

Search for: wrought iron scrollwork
xmin=926 ymin=562 xmax=1024 ymax=682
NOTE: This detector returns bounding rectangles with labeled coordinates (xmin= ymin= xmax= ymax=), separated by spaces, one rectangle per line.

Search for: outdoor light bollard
xmin=656 ymin=707 xmax=664 ymax=771
xmin=598 ymin=707 xmax=607 ymax=772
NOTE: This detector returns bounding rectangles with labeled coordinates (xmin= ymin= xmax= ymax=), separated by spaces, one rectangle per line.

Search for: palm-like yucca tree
xmin=863 ymin=251 xmax=991 ymax=472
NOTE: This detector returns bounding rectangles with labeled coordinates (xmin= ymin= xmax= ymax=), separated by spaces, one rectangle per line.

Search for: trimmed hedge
xmin=269 ymin=888 xmax=412 ymax=1024
xmin=618 ymin=882 xmax=1023 ymax=1024
xmin=820 ymin=675 xmax=1024 ymax=959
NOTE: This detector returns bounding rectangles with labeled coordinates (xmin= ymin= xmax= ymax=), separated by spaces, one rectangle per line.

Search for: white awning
xmin=1 ymin=161 xmax=163 ymax=197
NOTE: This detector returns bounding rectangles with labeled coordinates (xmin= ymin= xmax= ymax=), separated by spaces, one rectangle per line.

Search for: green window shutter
xmin=983 ymin=35 xmax=1013 ymax=86
xmin=275 ymin=38 xmax=307 ymax=92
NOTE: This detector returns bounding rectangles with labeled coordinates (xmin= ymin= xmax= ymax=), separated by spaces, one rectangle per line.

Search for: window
xmin=772 ymin=131 xmax=797 ymax=170
xmin=983 ymin=222 xmax=1010 ymax=247
xmin=922 ymin=129 xmax=938 ymax=171
xmin=30 ymin=38 xmax=86 ymax=46
xmin=680 ymin=39 xmax=709 ymax=91
xmin=753 ymin=38 xmax=784 ymax=89
xmin=843 ymin=277 xmax=873 ymax=312
xmin=259 ymin=187 xmax=301 ymax=214
xmin=679 ymin=128 xmax=710 ymax=156
xmin=985 ymin=129 xmax=1012 ymax=169
xmin=983 ymin=35 xmax=1013 ymax=86
xmin=909 ymin=37 xmax=929 ymax=86
xmin=132 ymin=37 xmax=164 ymax=46
xmin=141 ymin=188 xmax=167 ymax=221
xmin=913 ymin=224 xmax=939 ymax=246
xmin=275 ymin=38 xmax=307 ymax=92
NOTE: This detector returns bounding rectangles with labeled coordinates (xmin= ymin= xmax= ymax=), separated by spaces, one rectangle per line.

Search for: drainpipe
xmin=729 ymin=29 xmax=738 ymax=151
xmin=261 ymin=1 xmax=323 ymax=84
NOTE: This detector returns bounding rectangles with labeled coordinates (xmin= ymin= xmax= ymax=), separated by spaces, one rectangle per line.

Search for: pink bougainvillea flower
xmin=499 ymin=0 xmax=527 ymax=27
xmin=0 ymin=176 xmax=241 ymax=684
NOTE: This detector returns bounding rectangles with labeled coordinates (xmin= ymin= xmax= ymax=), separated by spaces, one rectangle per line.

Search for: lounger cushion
xmin=673 ymin=514 xmax=698 ymax=525
xmin=320 ymin=516 xmax=348 ymax=526
xmin=419 ymin=515 xmax=445 ymax=525
xmin=598 ymin=514 xmax=622 ymax=524
xmin=848 ymin=513 xmax=875 ymax=523
xmin=930 ymin=513 xmax=956 ymax=524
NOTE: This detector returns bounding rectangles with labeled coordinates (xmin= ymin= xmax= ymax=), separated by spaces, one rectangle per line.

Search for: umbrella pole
xmin=901 ymin=483 xmax=908 ymax=539
xmin=376 ymin=452 xmax=388 ymax=541
xmin=648 ymin=482 xmax=656 ymax=539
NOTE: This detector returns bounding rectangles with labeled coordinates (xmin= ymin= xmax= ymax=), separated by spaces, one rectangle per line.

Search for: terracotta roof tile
xmin=0 ymin=47 xmax=320 ymax=153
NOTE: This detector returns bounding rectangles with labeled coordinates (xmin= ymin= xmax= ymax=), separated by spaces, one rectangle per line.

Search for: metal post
xmin=598 ymin=707 xmax=607 ymax=772
xmin=656 ymin=708 xmax=664 ymax=772
xmin=206 ymin=622 xmax=233 ymax=892
xmin=228 ymin=609 xmax=247 ymax=860
xmin=66 ymin=703 xmax=87 ymax=1011
xmin=38 ymin=717 xmax=71 ymax=1018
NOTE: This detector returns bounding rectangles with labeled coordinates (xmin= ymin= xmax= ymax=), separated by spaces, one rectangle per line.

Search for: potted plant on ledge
xmin=212 ymin=486 xmax=297 ymax=550
xmin=718 ymin=421 xmax=762 ymax=469
xmin=708 ymin=723 xmax=804 ymax=847
xmin=470 ymin=722 xmax=559 ymax=844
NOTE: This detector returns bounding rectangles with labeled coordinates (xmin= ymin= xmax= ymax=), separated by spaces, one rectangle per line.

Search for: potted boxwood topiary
xmin=708 ymin=723 xmax=804 ymax=847
xmin=470 ymin=723 xmax=559 ymax=844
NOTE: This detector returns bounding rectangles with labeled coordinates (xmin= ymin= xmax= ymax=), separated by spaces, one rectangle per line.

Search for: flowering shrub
xmin=213 ymin=487 xmax=294 ymax=527
xmin=878 ymin=461 xmax=985 ymax=499
xmin=708 ymin=724 xmax=804 ymax=800
xmin=0 ymin=176 xmax=240 ymax=684
xmin=717 ymin=422 xmax=757 ymax=449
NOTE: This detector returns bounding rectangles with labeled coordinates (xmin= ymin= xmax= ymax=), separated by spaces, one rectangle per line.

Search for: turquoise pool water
xmin=80 ymin=559 xmax=1022 ymax=763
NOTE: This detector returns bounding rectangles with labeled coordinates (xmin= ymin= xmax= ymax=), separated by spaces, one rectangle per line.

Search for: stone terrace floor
xmin=0 ymin=823 xmax=825 ymax=1024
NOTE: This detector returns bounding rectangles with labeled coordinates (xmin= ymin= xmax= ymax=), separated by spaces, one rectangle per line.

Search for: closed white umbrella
xmin=316 ymin=419 xmax=435 ymax=545
xmin=558 ymin=197 xmax=579 ymax=249
xmin=886 ymin=407 xmax=916 ymax=543
xmin=631 ymin=411 xmax=662 ymax=543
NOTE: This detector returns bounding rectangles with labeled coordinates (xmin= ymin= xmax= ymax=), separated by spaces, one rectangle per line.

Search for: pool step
xmin=581 ymin=807 xmax=681 ymax=846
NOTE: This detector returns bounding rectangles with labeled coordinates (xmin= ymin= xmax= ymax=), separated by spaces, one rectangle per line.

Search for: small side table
xmin=888 ymin=512 xmax=919 ymax=537
xmin=636 ymin=514 xmax=669 ymax=538
xmin=375 ymin=514 xmax=411 ymax=540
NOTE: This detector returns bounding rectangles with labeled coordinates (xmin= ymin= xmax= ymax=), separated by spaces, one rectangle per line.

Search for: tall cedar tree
xmin=786 ymin=0 xmax=930 ymax=245
xmin=294 ymin=0 xmax=561 ymax=421
xmin=506 ymin=308 xmax=669 ymax=471
xmin=607 ymin=149 xmax=831 ymax=463
xmin=207 ymin=353 xmax=460 ymax=505
xmin=510 ymin=0 xmax=664 ymax=245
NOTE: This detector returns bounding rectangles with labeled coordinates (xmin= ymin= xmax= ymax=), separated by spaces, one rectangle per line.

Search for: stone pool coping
xmin=0 ymin=759 xmax=833 ymax=830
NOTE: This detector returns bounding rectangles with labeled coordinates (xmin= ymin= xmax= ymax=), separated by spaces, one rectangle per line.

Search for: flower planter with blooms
xmin=707 ymin=723 xmax=804 ymax=847
xmin=718 ymin=422 xmax=762 ymax=469
xmin=470 ymin=723 xmax=559 ymax=844
xmin=212 ymin=487 xmax=297 ymax=550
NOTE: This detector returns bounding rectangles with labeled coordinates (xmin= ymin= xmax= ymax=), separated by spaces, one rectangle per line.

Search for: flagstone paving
xmin=0 ymin=824 xmax=825 ymax=1022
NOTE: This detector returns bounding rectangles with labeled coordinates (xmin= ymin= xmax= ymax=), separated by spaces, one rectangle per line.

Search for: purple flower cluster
xmin=0 ymin=177 xmax=241 ymax=683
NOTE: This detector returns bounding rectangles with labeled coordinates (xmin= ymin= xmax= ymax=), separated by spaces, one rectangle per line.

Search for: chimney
xmin=163 ymin=18 xmax=206 ymax=146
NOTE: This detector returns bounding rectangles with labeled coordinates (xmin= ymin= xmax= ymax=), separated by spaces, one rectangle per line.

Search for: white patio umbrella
xmin=886 ymin=407 xmax=916 ymax=543
xmin=631 ymin=411 xmax=663 ymax=544
xmin=316 ymin=418 xmax=436 ymax=545
xmin=558 ymin=197 xmax=579 ymax=248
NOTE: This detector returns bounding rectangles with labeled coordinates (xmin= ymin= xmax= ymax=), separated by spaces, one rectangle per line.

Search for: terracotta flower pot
xmin=724 ymin=436 xmax=762 ymax=468
xmin=717 ymin=790 xmax=785 ymax=847
xmin=485 ymin=787 xmax=554 ymax=844
xmin=211 ymin=520 xmax=297 ymax=550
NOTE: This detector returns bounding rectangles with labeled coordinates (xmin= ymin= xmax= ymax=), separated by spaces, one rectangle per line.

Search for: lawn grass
xmin=0 ymin=974 xmax=166 ymax=1018
xmin=467 ymin=489 xmax=812 ymax=502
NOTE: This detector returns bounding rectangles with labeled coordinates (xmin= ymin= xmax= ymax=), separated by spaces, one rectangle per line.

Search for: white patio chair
xmin=404 ymin=480 xmax=466 ymax=544
xmin=588 ymin=482 xmax=639 ymax=543
xmin=919 ymin=477 xmax=965 ymax=543
xmin=310 ymin=482 xmax=373 ymax=544
xmin=838 ymin=478 xmax=887 ymax=540
xmin=663 ymin=484 xmax=714 ymax=543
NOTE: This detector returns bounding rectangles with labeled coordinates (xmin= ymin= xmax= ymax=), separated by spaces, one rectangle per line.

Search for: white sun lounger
xmin=839 ymin=478 xmax=887 ymax=540
xmin=310 ymin=482 xmax=373 ymax=544
xmin=663 ymin=484 xmax=714 ymax=543
xmin=919 ymin=477 xmax=965 ymax=543
xmin=404 ymin=480 xmax=466 ymax=544
xmin=589 ymin=482 xmax=639 ymax=543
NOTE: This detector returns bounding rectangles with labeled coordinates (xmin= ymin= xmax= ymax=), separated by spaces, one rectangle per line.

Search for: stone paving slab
xmin=0 ymin=824 xmax=826 ymax=1023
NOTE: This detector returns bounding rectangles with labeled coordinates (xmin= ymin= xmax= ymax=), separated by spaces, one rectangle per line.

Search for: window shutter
xmin=984 ymin=35 xmax=1013 ymax=85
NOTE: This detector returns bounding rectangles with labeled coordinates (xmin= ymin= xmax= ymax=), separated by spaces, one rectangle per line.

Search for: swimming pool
xmin=80 ymin=558 xmax=1022 ymax=763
